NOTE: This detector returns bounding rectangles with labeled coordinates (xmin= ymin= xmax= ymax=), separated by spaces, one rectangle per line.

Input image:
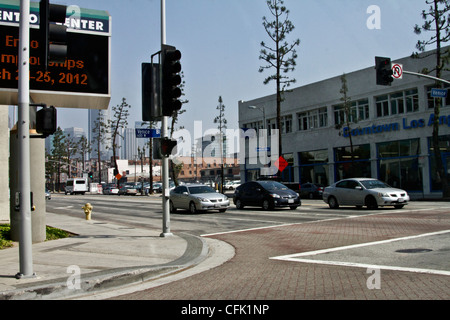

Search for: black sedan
xmin=233 ymin=180 xmax=301 ymax=210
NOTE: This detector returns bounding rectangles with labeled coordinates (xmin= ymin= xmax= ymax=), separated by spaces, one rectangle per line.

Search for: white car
xmin=170 ymin=184 xmax=230 ymax=213
xmin=224 ymin=181 xmax=241 ymax=190
xmin=323 ymin=178 xmax=409 ymax=209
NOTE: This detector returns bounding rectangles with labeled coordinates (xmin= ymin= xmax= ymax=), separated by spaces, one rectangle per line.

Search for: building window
xmin=376 ymin=95 xmax=389 ymax=117
xmin=334 ymin=99 xmax=369 ymax=125
xmin=319 ymin=107 xmax=328 ymax=127
xmin=282 ymin=115 xmax=293 ymax=134
xmin=297 ymin=107 xmax=328 ymax=131
xmin=376 ymin=89 xmax=419 ymax=118
xmin=405 ymin=89 xmax=419 ymax=112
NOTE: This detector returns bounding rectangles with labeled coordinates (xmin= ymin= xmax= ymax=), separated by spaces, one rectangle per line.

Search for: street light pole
xmin=160 ymin=0 xmax=172 ymax=237
xmin=16 ymin=0 xmax=35 ymax=279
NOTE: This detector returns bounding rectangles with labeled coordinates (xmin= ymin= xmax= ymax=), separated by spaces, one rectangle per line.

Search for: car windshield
xmin=188 ymin=186 xmax=216 ymax=194
xmin=258 ymin=181 xmax=288 ymax=191
xmin=360 ymin=180 xmax=390 ymax=189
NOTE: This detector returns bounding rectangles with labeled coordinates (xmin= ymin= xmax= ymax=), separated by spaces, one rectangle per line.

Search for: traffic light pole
xmin=403 ymin=70 xmax=450 ymax=86
xmin=160 ymin=0 xmax=172 ymax=237
xmin=16 ymin=0 xmax=35 ymax=279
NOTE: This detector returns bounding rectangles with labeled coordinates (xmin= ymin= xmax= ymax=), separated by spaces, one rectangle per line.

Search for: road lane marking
xmin=270 ymin=229 xmax=450 ymax=276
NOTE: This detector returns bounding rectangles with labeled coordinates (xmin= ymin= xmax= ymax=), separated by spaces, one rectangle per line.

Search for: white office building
xmin=239 ymin=48 xmax=450 ymax=199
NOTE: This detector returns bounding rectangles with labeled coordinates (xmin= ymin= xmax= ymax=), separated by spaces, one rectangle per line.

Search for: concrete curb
xmin=0 ymin=233 xmax=208 ymax=300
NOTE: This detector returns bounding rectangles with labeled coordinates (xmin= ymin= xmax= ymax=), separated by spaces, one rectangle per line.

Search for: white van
xmin=65 ymin=178 xmax=88 ymax=195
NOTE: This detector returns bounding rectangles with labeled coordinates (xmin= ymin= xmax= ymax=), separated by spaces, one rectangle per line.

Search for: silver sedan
xmin=170 ymin=184 xmax=230 ymax=213
xmin=323 ymin=178 xmax=410 ymax=209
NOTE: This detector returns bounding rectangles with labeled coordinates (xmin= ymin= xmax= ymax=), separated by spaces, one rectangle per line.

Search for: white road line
xmin=270 ymin=229 xmax=450 ymax=276
xmin=272 ymin=258 xmax=450 ymax=276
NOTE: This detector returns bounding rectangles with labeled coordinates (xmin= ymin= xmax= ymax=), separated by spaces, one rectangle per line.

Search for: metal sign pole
xmin=16 ymin=0 xmax=35 ymax=279
xmin=160 ymin=0 xmax=172 ymax=237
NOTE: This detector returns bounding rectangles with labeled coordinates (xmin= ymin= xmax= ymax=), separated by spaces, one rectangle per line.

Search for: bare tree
xmin=78 ymin=135 xmax=91 ymax=174
xmin=259 ymin=0 xmax=300 ymax=163
xmin=92 ymin=114 xmax=108 ymax=184
xmin=214 ymin=96 xmax=227 ymax=192
xmin=107 ymin=97 xmax=130 ymax=187
xmin=335 ymin=74 xmax=357 ymax=173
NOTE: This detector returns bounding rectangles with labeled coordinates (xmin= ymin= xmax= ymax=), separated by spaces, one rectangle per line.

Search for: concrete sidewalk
xmin=0 ymin=212 xmax=212 ymax=300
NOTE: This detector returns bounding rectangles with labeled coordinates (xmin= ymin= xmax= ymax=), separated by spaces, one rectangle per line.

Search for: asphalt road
xmin=47 ymin=194 xmax=450 ymax=301
xmin=46 ymin=193 xmax=438 ymax=236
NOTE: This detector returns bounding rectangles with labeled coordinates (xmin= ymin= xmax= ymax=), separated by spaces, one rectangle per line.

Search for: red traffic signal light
xmin=160 ymin=138 xmax=177 ymax=157
xmin=375 ymin=56 xmax=393 ymax=86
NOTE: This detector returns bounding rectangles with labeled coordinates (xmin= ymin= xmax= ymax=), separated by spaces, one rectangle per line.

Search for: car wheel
xmin=189 ymin=202 xmax=198 ymax=214
xmin=328 ymin=196 xmax=339 ymax=209
xmin=365 ymin=196 xmax=378 ymax=210
xmin=394 ymin=204 xmax=404 ymax=209
xmin=235 ymin=199 xmax=244 ymax=209
xmin=289 ymin=206 xmax=298 ymax=210
xmin=219 ymin=209 xmax=227 ymax=213
xmin=169 ymin=201 xmax=177 ymax=213
xmin=262 ymin=199 xmax=274 ymax=211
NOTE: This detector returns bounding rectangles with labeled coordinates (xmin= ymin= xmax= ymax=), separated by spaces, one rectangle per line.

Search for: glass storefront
xmin=429 ymin=135 xmax=450 ymax=191
xmin=334 ymin=144 xmax=371 ymax=180
xmin=299 ymin=149 xmax=329 ymax=186
xmin=280 ymin=153 xmax=294 ymax=182
xmin=377 ymin=139 xmax=422 ymax=191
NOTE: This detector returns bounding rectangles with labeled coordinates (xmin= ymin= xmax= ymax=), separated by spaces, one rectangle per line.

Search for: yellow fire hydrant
xmin=82 ymin=203 xmax=93 ymax=220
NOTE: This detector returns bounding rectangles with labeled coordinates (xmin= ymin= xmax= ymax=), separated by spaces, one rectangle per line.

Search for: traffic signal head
xmin=142 ymin=63 xmax=162 ymax=121
xmin=40 ymin=0 xmax=68 ymax=69
xmin=36 ymin=105 xmax=57 ymax=137
xmin=375 ymin=56 xmax=393 ymax=86
xmin=161 ymin=45 xmax=183 ymax=117
xmin=160 ymin=137 xmax=177 ymax=157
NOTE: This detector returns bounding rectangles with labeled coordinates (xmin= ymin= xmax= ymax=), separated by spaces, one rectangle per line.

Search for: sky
xmin=51 ymin=0 xmax=432 ymax=136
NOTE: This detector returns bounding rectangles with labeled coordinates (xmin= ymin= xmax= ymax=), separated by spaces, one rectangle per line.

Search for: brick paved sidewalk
xmin=115 ymin=208 xmax=450 ymax=300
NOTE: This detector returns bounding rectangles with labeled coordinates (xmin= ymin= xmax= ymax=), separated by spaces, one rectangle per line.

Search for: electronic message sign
xmin=0 ymin=0 xmax=111 ymax=109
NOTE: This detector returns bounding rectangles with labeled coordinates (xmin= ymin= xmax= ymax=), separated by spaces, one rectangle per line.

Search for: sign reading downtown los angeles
xmin=0 ymin=0 xmax=111 ymax=109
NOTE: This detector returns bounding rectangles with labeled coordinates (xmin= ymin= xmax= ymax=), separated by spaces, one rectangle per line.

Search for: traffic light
xmin=36 ymin=105 xmax=57 ymax=137
xmin=88 ymin=172 xmax=93 ymax=179
xmin=142 ymin=63 xmax=161 ymax=121
xmin=160 ymin=137 xmax=177 ymax=157
xmin=39 ymin=0 xmax=68 ymax=69
xmin=375 ymin=56 xmax=393 ymax=86
xmin=161 ymin=44 xmax=182 ymax=117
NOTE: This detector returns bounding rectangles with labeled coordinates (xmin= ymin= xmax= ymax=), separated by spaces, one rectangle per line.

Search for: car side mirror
xmin=183 ymin=192 xmax=189 ymax=195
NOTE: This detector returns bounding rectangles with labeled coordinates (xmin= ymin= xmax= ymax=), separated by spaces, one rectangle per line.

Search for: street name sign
xmin=431 ymin=88 xmax=448 ymax=98
xmin=136 ymin=128 xmax=161 ymax=138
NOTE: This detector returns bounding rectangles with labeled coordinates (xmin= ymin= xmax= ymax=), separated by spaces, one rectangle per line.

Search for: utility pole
xmin=160 ymin=0 xmax=172 ymax=237
xmin=16 ymin=0 xmax=35 ymax=279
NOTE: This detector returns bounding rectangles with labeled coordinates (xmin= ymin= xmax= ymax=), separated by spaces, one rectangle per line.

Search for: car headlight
xmin=197 ymin=197 xmax=209 ymax=202
xmin=270 ymin=193 xmax=280 ymax=198
xmin=377 ymin=192 xmax=389 ymax=197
